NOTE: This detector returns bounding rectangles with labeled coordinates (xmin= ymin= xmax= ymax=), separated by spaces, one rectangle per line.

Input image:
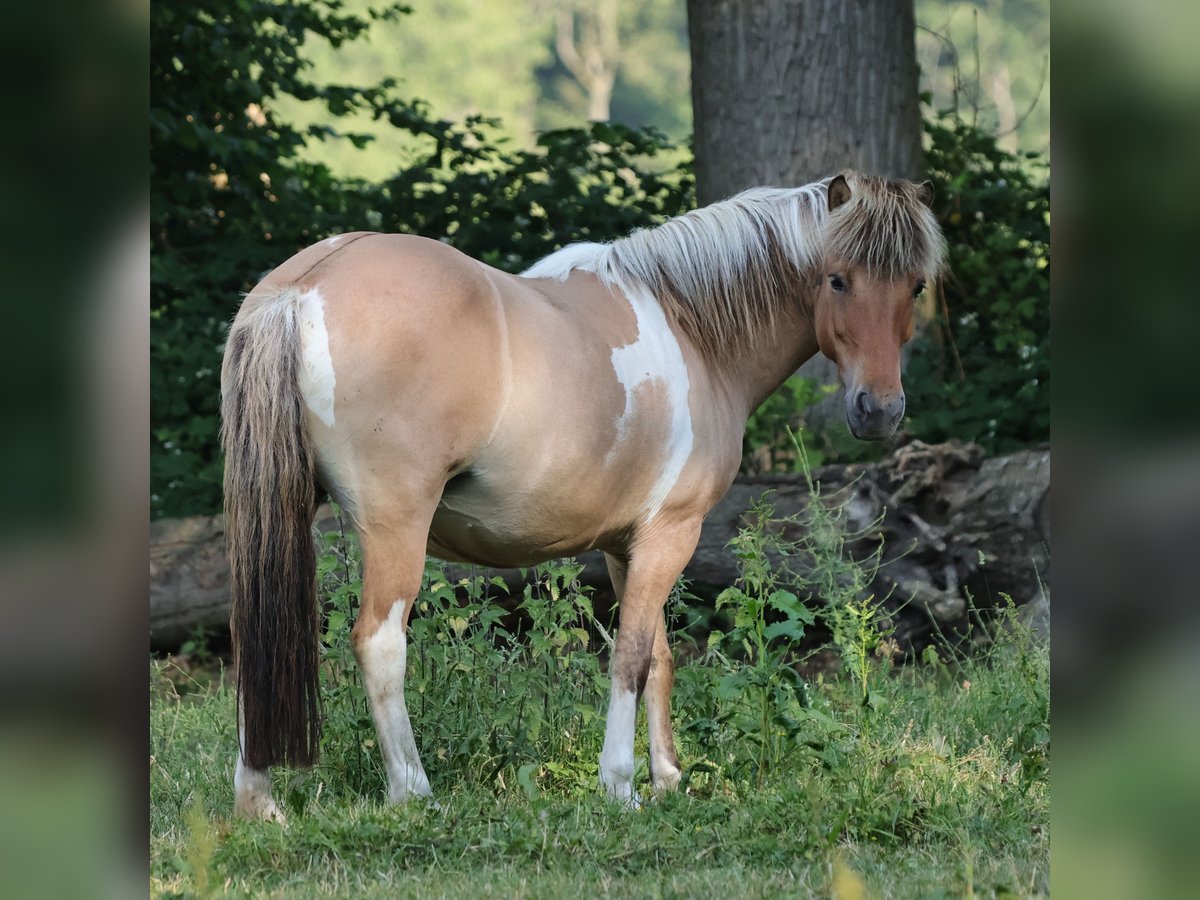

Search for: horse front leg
xmin=599 ymin=522 xmax=699 ymax=804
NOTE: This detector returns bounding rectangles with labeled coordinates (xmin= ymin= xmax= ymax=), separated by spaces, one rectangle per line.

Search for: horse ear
xmin=917 ymin=180 xmax=935 ymax=207
xmin=827 ymin=175 xmax=852 ymax=211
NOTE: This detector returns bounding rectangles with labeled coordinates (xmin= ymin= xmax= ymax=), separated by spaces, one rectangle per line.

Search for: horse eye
xmin=913 ymin=281 xmax=926 ymax=298
xmin=829 ymin=274 xmax=846 ymax=293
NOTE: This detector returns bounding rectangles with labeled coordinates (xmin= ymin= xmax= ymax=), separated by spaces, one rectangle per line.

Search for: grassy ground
xmin=150 ymin=497 xmax=1048 ymax=898
xmin=150 ymin=617 xmax=1049 ymax=899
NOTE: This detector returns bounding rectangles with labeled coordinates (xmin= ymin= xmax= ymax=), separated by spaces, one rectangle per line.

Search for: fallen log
xmin=150 ymin=441 xmax=1048 ymax=651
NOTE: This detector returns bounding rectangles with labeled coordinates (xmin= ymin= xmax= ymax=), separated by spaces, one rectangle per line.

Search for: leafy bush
xmin=905 ymin=111 xmax=1051 ymax=451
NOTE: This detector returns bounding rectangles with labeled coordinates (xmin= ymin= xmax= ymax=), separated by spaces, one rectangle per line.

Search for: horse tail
xmin=221 ymin=289 xmax=322 ymax=770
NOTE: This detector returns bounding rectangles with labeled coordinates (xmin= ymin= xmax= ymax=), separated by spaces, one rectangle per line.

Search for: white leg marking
xmin=357 ymin=600 xmax=432 ymax=802
xmin=234 ymin=701 xmax=285 ymax=822
xmin=295 ymin=287 xmax=337 ymax=428
xmin=609 ymin=285 xmax=694 ymax=518
xmin=599 ymin=685 xmax=640 ymax=806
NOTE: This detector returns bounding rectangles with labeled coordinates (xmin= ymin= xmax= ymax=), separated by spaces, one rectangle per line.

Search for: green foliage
xmin=741 ymin=375 xmax=834 ymax=473
xmin=151 ymin=1 xmax=692 ymax=518
xmin=149 ymin=481 xmax=1047 ymax=895
xmin=906 ymin=110 xmax=1050 ymax=451
xmin=151 ymin=0 xmax=412 ymax=516
xmin=310 ymin=514 xmax=615 ymax=803
xmin=703 ymin=493 xmax=815 ymax=784
xmin=150 ymin=549 xmax=1049 ymax=895
xmin=698 ymin=430 xmax=892 ymax=782
xmin=788 ymin=430 xmax=890 ymax=706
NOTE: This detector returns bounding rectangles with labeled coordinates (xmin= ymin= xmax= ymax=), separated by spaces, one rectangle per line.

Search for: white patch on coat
xmin=520 ymin=244 xmax=694 ymax=521
xmin=234 ymin=754 xmax=285 ymax=822
xmin=520 ymin=241 xmax=604 ymax=280
xmin=357 ymin=599 xmax=432 ymax=801
xmin=608 ymin=285 xmax=694 ymax=519
xmin=598 ymin=685 xmax=639 ymax=806
xmin=295 ymin=287 xmax=337 ymax=428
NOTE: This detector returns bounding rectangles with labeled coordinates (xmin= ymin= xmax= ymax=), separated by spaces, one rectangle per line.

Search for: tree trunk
xmin=555 ymin=0 xmax=620 ymax=122
xmin=687 ymin=0 xmax=925 ymax=427
xmin=687 ymin=0 xmax=923 ymax=204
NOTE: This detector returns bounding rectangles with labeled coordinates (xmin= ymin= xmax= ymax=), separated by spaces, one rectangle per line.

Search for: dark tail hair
xmin=220 ymin=292 xmax=321 ymax=769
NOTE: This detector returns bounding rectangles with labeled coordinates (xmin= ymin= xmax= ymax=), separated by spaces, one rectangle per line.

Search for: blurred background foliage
xmin=151 ymin=0 xmax=1049 ymax=518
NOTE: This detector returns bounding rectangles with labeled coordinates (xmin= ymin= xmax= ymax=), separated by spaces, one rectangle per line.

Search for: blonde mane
xmin=522 ymin=171 xmax=946 ymax=361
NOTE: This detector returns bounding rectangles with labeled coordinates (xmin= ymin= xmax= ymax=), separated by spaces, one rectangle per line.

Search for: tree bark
xmin=687 ymin=0 xmax=925 ymax=425
xmin=687 ymin=0 xmax=923 ymax=205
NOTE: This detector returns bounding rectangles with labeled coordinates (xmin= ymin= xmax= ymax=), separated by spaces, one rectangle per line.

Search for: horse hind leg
xmin=234 ymin=701 xmax=286 ymax=822
xmin=353 ymin=525 xmax=435 ymax=803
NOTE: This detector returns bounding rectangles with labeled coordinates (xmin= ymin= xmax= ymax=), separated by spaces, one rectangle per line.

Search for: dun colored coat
xmin=221 ymin=171 xmax=945 ymax=818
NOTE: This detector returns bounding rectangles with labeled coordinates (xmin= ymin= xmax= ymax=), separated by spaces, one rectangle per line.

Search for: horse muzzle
xmin=847 ymin=388 xmax=904 ymax=441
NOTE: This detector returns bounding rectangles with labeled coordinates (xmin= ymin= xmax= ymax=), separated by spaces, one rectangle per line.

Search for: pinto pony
xmin=221 ymin=170 xmax=945 ymax=818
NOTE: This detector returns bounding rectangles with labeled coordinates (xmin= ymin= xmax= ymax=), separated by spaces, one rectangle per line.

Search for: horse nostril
xmin=854 ymin=390 xmax=871 ymax=418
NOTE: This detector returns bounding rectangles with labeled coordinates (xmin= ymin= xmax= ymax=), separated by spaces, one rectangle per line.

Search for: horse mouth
xmin=847 ymin=417 xmax=900 ymax=442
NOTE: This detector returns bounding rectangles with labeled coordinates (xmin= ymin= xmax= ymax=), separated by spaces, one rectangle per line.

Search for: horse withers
xmin=220 ymin=170 xmax=945 ymax=819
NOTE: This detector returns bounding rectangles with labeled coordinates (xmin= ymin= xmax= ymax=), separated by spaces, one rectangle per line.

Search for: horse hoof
xmin=652 ymin=766 xmax=682 ymax=793
xmin=235 ymin=795 xmax=286 ymax=824
xmin=601 ymin=782 xmax=642 ymax=810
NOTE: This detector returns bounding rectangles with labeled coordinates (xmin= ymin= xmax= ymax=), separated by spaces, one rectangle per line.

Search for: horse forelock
xmin=522 ymin=172 xmax=946 ymax=362
xmin=822 ymin=173 xmax=947 ymax=283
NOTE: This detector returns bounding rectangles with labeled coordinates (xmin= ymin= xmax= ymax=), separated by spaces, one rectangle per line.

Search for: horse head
xmin=811 ymin=171 xmax=943 ymax=440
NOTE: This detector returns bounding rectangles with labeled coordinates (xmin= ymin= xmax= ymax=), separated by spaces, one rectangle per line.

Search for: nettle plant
xmin=679 ymin=432 xmax=893 ymax=783
xmin=702 ymin=494 xmax=815 ymax=782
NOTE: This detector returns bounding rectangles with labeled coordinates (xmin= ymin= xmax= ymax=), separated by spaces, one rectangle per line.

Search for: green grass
xmin=151 ymin=492 xmax=1048 ymax=898
xmin=151 ymin=628 xmax=1047 ymax=896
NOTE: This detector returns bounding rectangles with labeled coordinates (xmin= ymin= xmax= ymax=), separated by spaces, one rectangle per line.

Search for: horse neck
xmin=710 ymin=293 xmax=823 ymax=419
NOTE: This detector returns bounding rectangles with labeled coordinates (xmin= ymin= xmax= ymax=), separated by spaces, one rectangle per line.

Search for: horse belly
xmin=426 ymin=470 xmax=622 ymax=567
